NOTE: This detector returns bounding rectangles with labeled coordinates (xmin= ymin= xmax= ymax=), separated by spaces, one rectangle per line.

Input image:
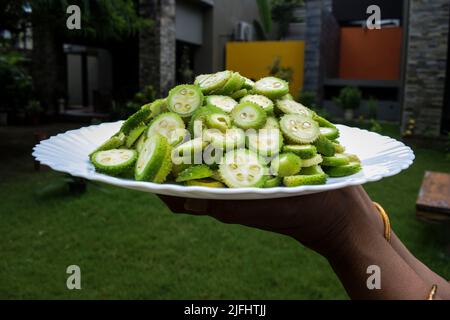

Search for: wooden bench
xmin=416 ymin=171 xmax=450 ymax=222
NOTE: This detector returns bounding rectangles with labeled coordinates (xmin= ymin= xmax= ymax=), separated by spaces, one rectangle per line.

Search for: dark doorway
xmin=443 ymin=14 xmax=450 ymax=134
xmin=176 ymin=40 xmax=197 ymax=85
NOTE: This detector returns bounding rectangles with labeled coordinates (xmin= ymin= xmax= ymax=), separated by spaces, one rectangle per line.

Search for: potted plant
xmin=25 ymin=100 xmax=43 ymax=125
xmin=333 ymin=86 xmax=362 ymax=121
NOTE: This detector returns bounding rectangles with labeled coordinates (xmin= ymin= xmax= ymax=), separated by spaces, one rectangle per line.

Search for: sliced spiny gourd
xmin=324 ymin=161 xmax=362 ymax=178
xmin=125 ymin=125 xmax=147 ymax=148
xmin=216 ymin=72 xmax=244 ymax=95
xmin=320 ymin=127 xmax=340 ymax=140
xmin=241 ymin=94 xmax=275 ymax=114
xmin=121 ymin=108 xmax=152 ymax=135
xmin=90 ymin=132 xmax=126 ymax=158
xmin=206 ymin=113 xmax=231 ymax=133
xmin=276 ymin=100 xmax=313 ymax=118
xmin=283 ymin=144 xmax=317 ymax=159
xmin=254 ymin=76 xmax=289 ymax=100
xmin=279 ymin=93 xmax=294 ymax=101
xmin=283 ymin=174 xmax=328 ymax=187
xmin=206 ymin=95 xmax=238 ymax=113
xmin=176 ymin=165 xmax=214 ymax=182
xmin=231 ymin=101 xmax=267 ymax=130
xmin=300 ymin=165 xmax=325 ymax=175
xmin=313 ymin=113 xmax=336 ymax=129
xmin=242 ymin=77 xmax=255 ymax=90
xmin=314 ymin=135 xmax=336 ymax=157
xmin=147 ymin=113 xmax=186 ymax=146
xmin=92 ymin=149 xmax=137 ymax=176
xmin=203 ymin=128 xmax=246 ymax=150
xmin=135 ymin=134 xmax=169 ymax=181
xmin=195 ymin=71 xmax=232 ymax=94
xmin=270 ymin=153 xmax=302 ymax=177
xmin=186 ymin=179 xmax=225 ymax=188
xmin=153 ymin=143 xmax=173 ymax=183
xmin=345 ymin=153 xmax=361 ymax=163
xmin=263 ymin=116 xmax=280 ymax=130
xmin=141 ymin=98 xmax=168 ymax=121
xmin=302 ymin=154 xmax=323 ymax=167
xmin=264 ymin=176 xmax=282 ymax=188
xmin=167 ymin=128 xmax=188 ymax=146
xmin=280 ymin=114 xmax=320 ymax=144
xmin=333 ymin=142 xmax=346 ymax=154
xmin=172 ymin=138 xmax=207 ymax=166
xmin=231 ymin=89 xmax=248 ymax=100
xmin=322 ymin=154 xmax=350 ymax=167
xmin=188 ymin=105 xmax=225 ymax=136
xmin=135 ymin=133 xmax=147 ymax=154
xmin=219 ymin=149 xmax=268 ymax=188
xmin=168 ymin=85 xmax=204 ymax=117
xmin=246 ymin=128 xmax=283 ymax=157
xmin=171 ymin=163 xmax=191 ymax=178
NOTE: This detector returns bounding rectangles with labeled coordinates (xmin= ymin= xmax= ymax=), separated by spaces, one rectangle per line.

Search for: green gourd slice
xmin=153 ymin=144 xmax=173 ymax=183
xmin=219 ymin=149 xmax=268 ymax=188
xmin=188 ymin=105 xmax=225 ymax=135
xmin=135 ymin=133 xmax=147 ymax=154
xmin=276 ymin=100 xmax=313 ymax=117
xmin=320 ymin=127 xmax=340 ymax=140
xmin=231 ymin=89 xmax=248 ymax=100
xmin=333 ymin=141 xmax=346 ymax=154
xmin=301 ymin=154 xmax=323 ymax=167
xmin=121 ymin=108 xmax=152 ymax=134
xmin=314 ymin=135 xmax=336 ymax=157
xmin=283 ymin=174 xmax=328 ymax=187
xmin=279 ymin=93 xmax=294 ymax=101
xmin=324 ymin=161 xmax=362 ymax=178
xmin=216 ymin=72 xmax=244 ymax=95
xmin=203 ymin=128 xmax=246 ymax=150
xmin=282 ymin=144 xmax=317 ymax=159
xmin=280 ymin=114 xmax=320 ymax=144
xmin=242 ymin=77 xmax=255 ymax=90
xmin=313 ymin=113 xmax=336 ymax=129
xmin=206 ymin=95 xmax=238 ymax=113
xmin=195 ymin=71 xmax=232 ymax=94
xmin=241 ymin=94 xmax=275 ymax=113
xmin=186 ymin=179 xmax=225 ymax=188
xmin=167 ymin=85 xmax=204 ymax=117
xmin=322 ymin=154 xmax=350 ymax=167
xmin=300 ymin=165 xmax=325 ymax=175
xmin=135 ymin=134 xmax=169 ymax=181
xmin=176 ymin=165 xmax=214 ymax=182
xmin=231 ymin=101 xmax=267 ymax=130
xmin=263 ymin=116 xmax=280 ymax=130
xmin=344 ymin=153 xmax=362 ymax=164
xmin=172 ymin=138 xmax=207 ymax=166
xmin=270 ymin=153 xmax=302 ymax=177
xmin=254 ymin=76 xmax=289 ymax=99
xmin=246 ymin=128 xmax=283 ymax=157
xmin=92 ymin=149 xmax=137 ymax=176
xmin=264 ymin=176 xmax=282 ymax=188
xmin=141 ymin=98 xmax=168 ymax=121
xmin=206 ymin=113 xmax=232 ymax=132
xmin=90 ymin=132 xmax=126 ymax=157
xmin=147 ymin=113 xmax=186 ymax=145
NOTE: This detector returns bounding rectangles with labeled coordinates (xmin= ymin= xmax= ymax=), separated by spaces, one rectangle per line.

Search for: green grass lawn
xmin=0 ymin=123 xmax=449 ymax=300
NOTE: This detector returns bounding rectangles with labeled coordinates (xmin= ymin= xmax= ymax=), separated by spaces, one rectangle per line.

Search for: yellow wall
xmin=226 ymin=41 xmax=305 ymax=98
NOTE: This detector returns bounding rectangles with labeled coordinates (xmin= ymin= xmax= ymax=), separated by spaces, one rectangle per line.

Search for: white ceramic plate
xmin=32 ymin=121 xmax=414 ymax=200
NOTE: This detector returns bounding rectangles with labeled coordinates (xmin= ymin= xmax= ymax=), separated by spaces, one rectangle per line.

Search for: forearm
xmin=327 ymin=229 xmax=441 ymax=300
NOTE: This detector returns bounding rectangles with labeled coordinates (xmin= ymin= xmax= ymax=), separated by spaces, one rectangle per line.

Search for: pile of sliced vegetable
xmin=90 ymin=71 xmax=362 ymax=188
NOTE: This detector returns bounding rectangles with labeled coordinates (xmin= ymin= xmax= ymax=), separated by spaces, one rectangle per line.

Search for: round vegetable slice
xmin=283 ymin=174 xmax=327 ymax=187
xmin=246 ymin=128 xmax=283 ymax=157
xmin=320 ymin=127 xmax=340 ymax=140
xmin=313 ymin=135 xmax=336 ymax=157
xmin=231 ymin=101 xmax=267 ymax=130
xmin=167 ymin=85 xmax=204 ymax=117
xmin=206 ymin=95 xmax=238 ymax=113
xmin=313 ymin=113 xmax=336 ymax=129
xmin=153 ymin=144 xmax=173 ymax=183
xmin=141 ymin=98 xmax=168 ymax=121
xmin=301 ymin=154 xmax=323 ymax=167
xmin=203 ymin=128 xmax=246 ymax=150
xmin=264 ymin=176 xmax=282 ymax=188
xmin=125 ymin=125 xmax=147 ymax=148
xmin=242 ymin=77 xmax=255 ymax=90
xmin=135 ymin=133 xmax=147 ymax=154
xmin=206 ymin=113 xmax=231 ymax=132
xmin=254 ymin=76 xmax=289 ymax=99
xmin=241 ymin=94 xmax=275 ymax=113
xmin=279 ymin=93 xmax=294 ymax=101
xmin=195 ymin=71 xmax=232 ymax=94
xmin=135 ymin=134 xmax=169 ymax=181
xmin=176 ymin=165 xmax=214 ymax=182
xmin=219 ymin=149 xmax=268 ymax=188
xmin=121 ymin=108 xmax=152 ymax=134
xmin=324 ymin=161 xmax=362 ymax=177
xmin=217 ymin=72 xmax=244 ymax=95
xmin=333 ymin=142 xmax=346 ymax=154
xmin=186 ymin=179 xmax=225 ymax=188
xmin=300 ymin=165 xmax=325 ymax=175
xmin=90 ymin=132 xmax=125 ymax=157
xmin=188 ymin=105 xmax=225 ymax=135
xmin=172 ymin=138 xmax=207 ymax=166
xmin=280 ymin=114 xmax=320 ymax=144
xmin=282 ymin=144 xmax=317 ymax=159
xmin=276 ymin=100 xmax=313 ymax=117
xmin=270 ymin=153 xmax=302 ymax=177
xmin=92 ymin=149 xmax=137 ymax=176
xmin=263 ymin=116 xmax=280 ymax=130
xmin=231 ymin=89 xmax=248 ymax=100
xmin=322 ymin=154 xmax=350 ymax=167
xmin=147 ymin=113 xmax=186 ymax=145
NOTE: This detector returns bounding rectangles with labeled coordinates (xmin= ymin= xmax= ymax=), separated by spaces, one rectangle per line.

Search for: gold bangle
xmin=427 ymin=285 xmax=438 ymax=300
xmin=373 ymin=202 xmax=391 ymax=243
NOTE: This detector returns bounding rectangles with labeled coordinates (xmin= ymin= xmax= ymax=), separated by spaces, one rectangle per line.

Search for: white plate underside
xmin=33 ymin=122 xmax=415 ymax=200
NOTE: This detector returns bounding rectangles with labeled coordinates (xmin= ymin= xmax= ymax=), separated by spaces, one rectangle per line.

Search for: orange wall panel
xmin=339 ymin=27 xmax=402 ymax=80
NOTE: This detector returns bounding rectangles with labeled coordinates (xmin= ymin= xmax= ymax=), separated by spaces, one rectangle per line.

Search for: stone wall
xmin=402 ymin=0 xmax=449 ymax=136
xmin=139 ymin=0 xmax=176 ymax=96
